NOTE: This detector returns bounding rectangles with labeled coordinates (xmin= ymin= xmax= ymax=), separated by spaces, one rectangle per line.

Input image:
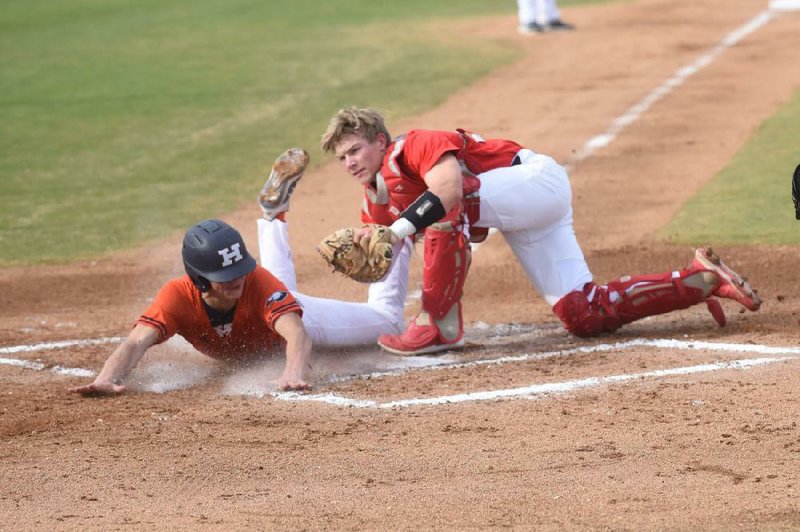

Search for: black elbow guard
xmin=401 ymin=190 xmax=447 ymax=231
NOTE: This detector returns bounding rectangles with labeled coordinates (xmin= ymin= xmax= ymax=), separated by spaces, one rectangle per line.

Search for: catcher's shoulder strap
xmin=384 ymin=134 xmax=407 ymax=179
xmin=365 ymin=172 xmax=390 ymax=205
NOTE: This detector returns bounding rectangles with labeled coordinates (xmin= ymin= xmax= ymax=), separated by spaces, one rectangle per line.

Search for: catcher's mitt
xmin=317 ymin=224 xmax=394 ymax=283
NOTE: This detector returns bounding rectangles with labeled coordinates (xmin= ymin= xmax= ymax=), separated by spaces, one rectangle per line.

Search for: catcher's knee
xmin=552 ymin=287 xmax=620 ymax=338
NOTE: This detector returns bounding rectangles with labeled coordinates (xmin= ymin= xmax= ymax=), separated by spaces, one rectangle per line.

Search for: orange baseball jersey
xmin=361 ymin=129 xmax=522 ymax=225
xmin=137 ymin=267 xmax=302 ymax=360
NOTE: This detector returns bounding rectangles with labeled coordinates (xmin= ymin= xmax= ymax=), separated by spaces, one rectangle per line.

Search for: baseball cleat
xmin=691 ymin=247 xmax=762 ymax=311
xmin=547 ymin=19 xmax=575 ymax=31
xmin=378 ymin=308 xmax=464 ymax=356
xmin=518 ymin=22 xmax=545 ymax=34
xmin=259 ymin=147 xmax=310 ymax=221
xmin=518 ymin=20 xmax=574 ymax=34
xmin=378 ymin=332 xmax=464 ymax=356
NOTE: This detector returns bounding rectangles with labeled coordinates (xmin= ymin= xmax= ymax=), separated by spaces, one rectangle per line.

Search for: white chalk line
xmin=770 ymin=0 xmax=800 ymax=11
xmin=0 ymin=337 xmax=800 ymax=409
xmin=565 ymin=8 xmax=777 ymax=167
xmin=0 ymin=337 xmax=123 ymax=377
xmin=267 ymin=338 xmax=800 ymax=408
xmin=274 ymin=356 xmax=790 ymax=409
xmin=0 ymin=336 xmax=123 ymax=356
xmin=322 ymin=337 xmax=800 ymax=385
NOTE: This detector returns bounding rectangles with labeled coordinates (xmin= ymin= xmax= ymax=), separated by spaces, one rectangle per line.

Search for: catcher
xmin=70 ymin=219 xmax=313 ymax=395
xmin=320 ymin=107 xmax=762 ymax=355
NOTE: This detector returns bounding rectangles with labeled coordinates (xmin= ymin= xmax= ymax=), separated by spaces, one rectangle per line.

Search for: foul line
xmin=565 ymin=7 xmax=777 ymax=167
xmin=0 ymin=336 xmax=123 ymax=356
xmin=0 ymin=357 xmax=96 ymax=378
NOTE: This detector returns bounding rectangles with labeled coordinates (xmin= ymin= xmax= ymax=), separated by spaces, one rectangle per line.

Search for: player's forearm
xmin=282 ymin=331 xmax=312 ymax=382
xmin=93 ymin=340 xmax=147 ymax=385
xmin=273 ymin=313 xmax=312 ymax=390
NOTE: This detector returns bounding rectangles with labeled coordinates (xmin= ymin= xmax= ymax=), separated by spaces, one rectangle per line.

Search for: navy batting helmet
xmin=182 ymin=219 xmax=257 ymax=291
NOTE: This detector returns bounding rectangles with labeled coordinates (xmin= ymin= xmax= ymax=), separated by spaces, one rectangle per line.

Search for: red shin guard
xmin=421 ymin=223 xmax=471 ymax=321
xmin=553 ymin=270 xmax=709 ymax=337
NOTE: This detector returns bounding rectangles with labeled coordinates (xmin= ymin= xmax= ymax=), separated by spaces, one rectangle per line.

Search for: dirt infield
xmin=3 ymin=0 xmax=800 ymax=529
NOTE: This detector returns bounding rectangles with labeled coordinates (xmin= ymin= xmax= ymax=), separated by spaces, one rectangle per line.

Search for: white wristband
xmin=389 ymin=218 xmax=417 ymax=240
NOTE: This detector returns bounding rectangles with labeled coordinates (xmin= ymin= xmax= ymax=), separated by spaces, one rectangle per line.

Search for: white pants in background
xmin=517 ymin=0 xmax=562 ymax=25
xmin=257 ymin=218 xmax=411 ymax=347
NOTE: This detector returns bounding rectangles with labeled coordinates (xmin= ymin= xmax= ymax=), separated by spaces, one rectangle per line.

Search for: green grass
xmin=662 ymin=88 xmax=800 ymax=245
xmin=0 ymin=0 xmax=522 ymax=265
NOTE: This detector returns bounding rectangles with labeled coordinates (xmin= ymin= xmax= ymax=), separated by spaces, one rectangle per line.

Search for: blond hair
xmin=320 ymin=107 xmax=392 ymax=153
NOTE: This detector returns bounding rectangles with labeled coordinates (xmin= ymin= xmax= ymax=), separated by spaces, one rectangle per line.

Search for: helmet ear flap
xmin=190 ymin=274 xmax=211 ymax=292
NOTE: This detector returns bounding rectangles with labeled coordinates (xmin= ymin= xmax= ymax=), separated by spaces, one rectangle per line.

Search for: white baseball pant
xmin=517 ymin=0 xmax=562 ymax=25
xmin=257 ymin=218 xmax=411 ymax=347
xmin=474 ymin=150 xmax=593 ymax=306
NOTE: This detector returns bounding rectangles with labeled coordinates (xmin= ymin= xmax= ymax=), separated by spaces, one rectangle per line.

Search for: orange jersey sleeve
xmin=137 ymin=269 xmax=302 ymax=360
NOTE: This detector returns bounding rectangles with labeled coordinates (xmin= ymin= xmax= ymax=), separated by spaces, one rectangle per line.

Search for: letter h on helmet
xmin=182 ymin=219 xmax=256 ymax=291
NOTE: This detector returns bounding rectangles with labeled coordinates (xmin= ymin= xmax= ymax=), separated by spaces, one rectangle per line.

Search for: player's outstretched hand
xmin=68 ymin=381 xmax=127 ymax=397
xmin=277 ymin=374 xmax=311 ymax=392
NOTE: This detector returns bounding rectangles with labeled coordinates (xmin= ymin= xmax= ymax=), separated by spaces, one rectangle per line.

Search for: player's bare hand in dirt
xmin=277 ymin=373 xmax=311 ymax=392
xmin=68 ymin=381 xmax=127 ymax=397
xmin=277 ymin=359 xmax=311 ymax=391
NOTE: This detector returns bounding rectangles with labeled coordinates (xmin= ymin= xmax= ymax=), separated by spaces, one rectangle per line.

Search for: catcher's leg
xmin=690 ymin=247 xmax=761 ymax=311
xmin=553 ymin=271 xmax=712 ymax=337
xmin=477 ymin=155 xmax=593 ymax=304
xmin=553 ymin=249 xmax=761 ymax=337
xmin=378 ymin=222 xmax=470 ymax=355
xmin=476 ymin=155 xmax=573 ymax=236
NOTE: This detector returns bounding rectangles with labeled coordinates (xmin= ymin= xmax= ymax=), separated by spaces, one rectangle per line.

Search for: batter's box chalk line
xmin=0 ymin=337 xmax=122 ymax=377
xmin=267 ymin=338 xmax=799 ymax=409
xmin=3 ymin=337 xmax=798 ymax=400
